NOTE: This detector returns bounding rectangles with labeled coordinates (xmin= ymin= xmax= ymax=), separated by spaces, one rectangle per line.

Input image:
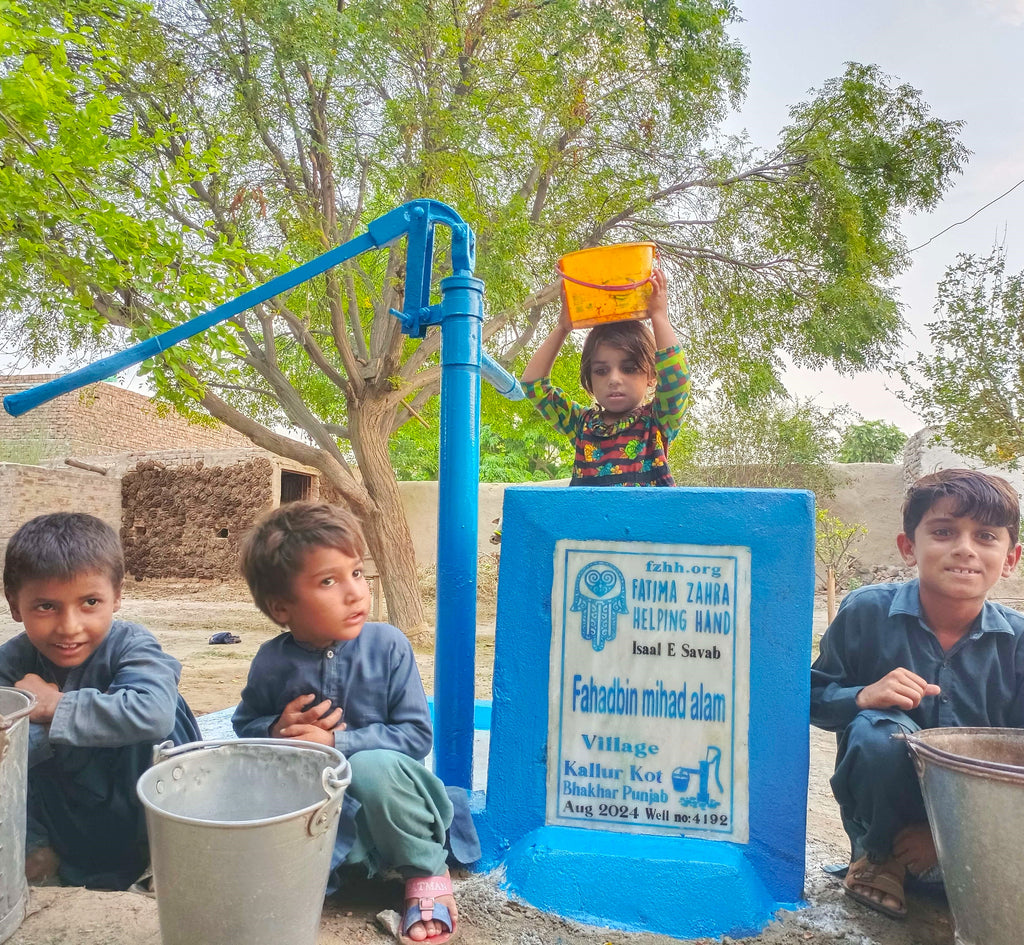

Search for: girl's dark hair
xmin=239 ymin=501 xmax=367 ymax=622
xmin=3 ymin=512 xmax=124 ymax=599
xmin=903 ymin=469 xmax=1021 ymax=545
xmin=579 ymin=320 xmax=656 ymax=393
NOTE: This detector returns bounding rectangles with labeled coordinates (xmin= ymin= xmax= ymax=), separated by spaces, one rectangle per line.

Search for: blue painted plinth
xmin=504 ymin=826 xmax=789 ymax=940
xmin=476 ymin=486 xmax=814 ymax=938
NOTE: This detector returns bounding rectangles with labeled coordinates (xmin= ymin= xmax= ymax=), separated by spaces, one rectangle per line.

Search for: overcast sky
xmin=726 ymin=0 xmax=1024 ymax=432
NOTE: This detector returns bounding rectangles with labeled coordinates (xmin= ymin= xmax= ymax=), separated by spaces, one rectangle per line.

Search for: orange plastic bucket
xmin=557 ymin=242 xmax=657 ymax=329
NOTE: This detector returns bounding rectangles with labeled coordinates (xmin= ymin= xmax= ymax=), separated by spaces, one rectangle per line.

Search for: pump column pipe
xmin=433 ymin=270 xmax=484 ymax=789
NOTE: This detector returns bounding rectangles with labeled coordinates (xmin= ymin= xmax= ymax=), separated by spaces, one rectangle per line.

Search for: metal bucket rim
xmin=903 ymin=726 xmax=1024 ymax=784
xmin=137 ymin=738 xmax=349 ymax=829
xmin=0 ymin=686 xmax=36 ymax=730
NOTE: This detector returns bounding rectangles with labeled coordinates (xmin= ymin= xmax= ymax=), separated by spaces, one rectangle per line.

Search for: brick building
xmin=0 ymin=462 xmax=122 ymax=556
xmin=0 ymin=375 xmax=251 ymax=463
xmin=0 ymin=376 xmax=321 ymax=576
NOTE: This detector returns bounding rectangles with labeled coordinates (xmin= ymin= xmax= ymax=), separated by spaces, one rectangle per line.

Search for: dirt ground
xmin=0 ymin=581 xmax=965 ymax=945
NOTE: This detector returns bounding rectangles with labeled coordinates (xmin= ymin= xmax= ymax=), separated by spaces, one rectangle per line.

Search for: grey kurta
xmin=0 ymin=619 xmax=200 ymax=887
xmin=232 ymin=622 xmax=480 ymax=870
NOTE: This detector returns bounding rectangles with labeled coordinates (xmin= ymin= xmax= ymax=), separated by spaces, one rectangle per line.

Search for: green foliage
xmin=672 ymin=62 xmax=967 ymax=404
xmin=479 ymin=419 xmax=573 ymax=483
xmin=0 ymin=3 xmax=968 ymax=419
xmin=837 ymin=418 xmax=907 ymax=463
xmin=390 ymin=359 xmax=576 ymax=481
xmin=815 ymin=507 xmax=867 ymax=591
xmin=0 ymin=0 xmax=970 ymax=619
xmin=903 ymin=245 xmax=1024 ymax=466
xmin=672 ymin=394 xmax=843 ymax=495
xmin=388 ymin=399 xmax=441 ymax=481
xmin=475 ymin=346 xmax=579 ymax=482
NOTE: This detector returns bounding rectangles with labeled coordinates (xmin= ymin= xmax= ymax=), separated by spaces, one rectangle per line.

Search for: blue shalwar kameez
xmin=811 ymin=580 xmax=1024 ymax=861
xmin=0 ymin=619 xmax=200 ymax=888
xmin=232 ymin=622 xmax=479 ymax=891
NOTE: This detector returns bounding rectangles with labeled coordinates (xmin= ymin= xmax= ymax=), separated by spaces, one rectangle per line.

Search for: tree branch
xmin=196 ymin=386 xmax=373 ymax=517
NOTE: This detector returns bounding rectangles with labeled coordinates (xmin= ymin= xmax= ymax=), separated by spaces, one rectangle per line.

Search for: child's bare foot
xmin=25 ymin=846 xmax=60 ymax=884
xmin=892 ymin=822 xmax=938 ymax=876
xmin=398 ymin=872 xmax=458 ymax=944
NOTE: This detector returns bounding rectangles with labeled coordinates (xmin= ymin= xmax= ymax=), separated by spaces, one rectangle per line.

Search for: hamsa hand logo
xmin=571 ymin=560 xmax=627 ymax=652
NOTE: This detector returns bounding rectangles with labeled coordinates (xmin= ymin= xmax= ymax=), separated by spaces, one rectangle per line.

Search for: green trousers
xmin=332 ymin=749 xmax=454 ymax=884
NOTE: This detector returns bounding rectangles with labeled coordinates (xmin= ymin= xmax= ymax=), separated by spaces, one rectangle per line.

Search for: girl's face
xmin=588 ymin=342 xmax=654 ymax=419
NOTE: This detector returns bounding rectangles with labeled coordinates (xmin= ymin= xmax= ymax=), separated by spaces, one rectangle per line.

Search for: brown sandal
xmin=843 ymin=855 xmax=907 ymax=919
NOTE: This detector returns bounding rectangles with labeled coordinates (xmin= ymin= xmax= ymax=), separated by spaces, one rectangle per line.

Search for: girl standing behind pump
xmin=521 ymin=268 xmax=690 ymax=486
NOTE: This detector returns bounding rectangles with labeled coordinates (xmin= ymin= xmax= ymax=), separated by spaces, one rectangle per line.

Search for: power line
xmin=908 ymin=177 xmax=1024 ymax=253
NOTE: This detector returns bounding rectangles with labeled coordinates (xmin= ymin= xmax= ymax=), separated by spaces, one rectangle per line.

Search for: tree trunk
xmin=200 ymin=386 xmax=426 ymax=640
xmin=348 ymin=392 xmax=428 ymax=642
xmin=826 ymin=567 xmax=837 ymax=624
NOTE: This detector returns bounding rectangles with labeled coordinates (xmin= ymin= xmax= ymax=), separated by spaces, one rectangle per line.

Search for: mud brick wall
xmin=318 ymin=478 xmax=346 ymax=507
xmin=0 ymin=463 xmax=122 ymax=560
xmin=121 ymin=458 xmax=275 ymax=580
xmin=0 ymin=375 xmax=250 ymax=461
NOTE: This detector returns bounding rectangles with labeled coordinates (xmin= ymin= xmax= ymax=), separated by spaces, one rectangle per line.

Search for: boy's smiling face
xmin=7 ymin=570 xmax=121 ymax=668
xmin=268 ymin=545 xmax=370 ymax=648
xmin=897 ymin=496 xmax=1022 ymax=607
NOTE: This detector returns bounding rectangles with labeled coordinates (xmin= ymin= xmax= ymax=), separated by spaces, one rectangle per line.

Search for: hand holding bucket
xmin=557 ymin=242 xmax=660 ymax=329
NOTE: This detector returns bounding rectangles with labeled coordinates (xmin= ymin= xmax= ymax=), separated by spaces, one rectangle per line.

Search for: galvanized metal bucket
xmin=903 ymin=727 xmax=1024 ymax=945
xmin=0 ymin=687 xmax=36 ymax=945
xmin=137 ymin=738 xmax=350 ymax=945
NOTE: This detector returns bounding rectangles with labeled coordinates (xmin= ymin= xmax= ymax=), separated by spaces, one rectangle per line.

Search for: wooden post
xmin=64 ymin=458 xmax=109 ymax=475
xmin=826 ymin=567 xmax=837 ymax=624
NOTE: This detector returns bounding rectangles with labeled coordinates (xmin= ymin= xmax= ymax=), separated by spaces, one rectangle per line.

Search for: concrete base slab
xmin=502 ymin=825 xmax=796 ymax=939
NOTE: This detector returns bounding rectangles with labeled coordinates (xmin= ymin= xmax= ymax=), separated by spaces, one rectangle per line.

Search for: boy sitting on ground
xmin=811 ymin=469 xmax=1024 ymax=919
xmin=233 ymin=501 xmax=479 ymax=945
xmin=0 ymin=512 xmax=200 ymax=889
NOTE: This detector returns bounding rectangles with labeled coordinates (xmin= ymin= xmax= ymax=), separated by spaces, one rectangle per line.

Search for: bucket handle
xmin=307 ymin=763 xmax=352 ymax=838
xmin=151 ymin=738 xmax=352 ymax=837
xmin=556 ymin=247 xmax=662 ymax=293
xmin=0 ymin=689 xmax=37 ymax=732
xmin=891 ymin=733 xmax=927 ymax=778
xmin=0 ymin=691 xmax=36 ymax=763
xmin=895 ymin=730 xmax=1024 ymax=784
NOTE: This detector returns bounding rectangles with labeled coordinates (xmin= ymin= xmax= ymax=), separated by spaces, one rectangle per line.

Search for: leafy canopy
xmin=903 ymin=245 xmax=1024 ymax=467
xmin=0 ymin=0 xmax=971 ymax=617
xmin=672 ymin=394 xmax=844 ymax=495
xmin=837 ymin=418 xmax=907 ymax=464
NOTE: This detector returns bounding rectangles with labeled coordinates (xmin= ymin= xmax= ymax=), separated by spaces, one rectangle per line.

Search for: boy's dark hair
xmin=903 ymin=469 xmax=1021 ymax=546
xmin=579 ymin=320 xmax=657 ymax=394
xmin=239 ymin=501 xmax=367 ymax=621
xmin=3 ymin=512 xmax=125 ymax=599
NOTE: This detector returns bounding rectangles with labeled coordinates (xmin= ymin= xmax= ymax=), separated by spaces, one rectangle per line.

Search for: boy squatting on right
xmin=811 ymin=469 xmax=1024 ymax=920
xmin=232 ymin=501 xmax=479 ymax=945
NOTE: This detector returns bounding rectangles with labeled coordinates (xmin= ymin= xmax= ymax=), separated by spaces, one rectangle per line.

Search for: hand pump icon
xmin=672 ymin=746 xmax=723 ymax=807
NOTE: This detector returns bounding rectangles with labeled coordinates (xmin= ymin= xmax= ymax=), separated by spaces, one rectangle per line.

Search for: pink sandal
xmin=398 ymin=874 xmax=457 ymax=944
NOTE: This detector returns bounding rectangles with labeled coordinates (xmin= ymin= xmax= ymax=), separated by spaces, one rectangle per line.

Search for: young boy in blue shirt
xmin=0 ymin=512 xmax=200 ymax=889
xmin=812 ymin=469 xmax=1024 ymax=919
xmin=233 ymin=501 xmax=478 ymax=945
